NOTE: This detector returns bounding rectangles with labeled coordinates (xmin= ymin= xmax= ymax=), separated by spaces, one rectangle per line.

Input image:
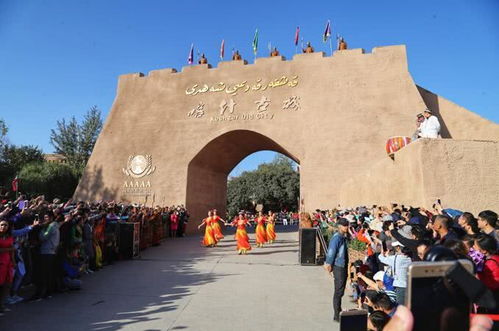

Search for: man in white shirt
xmin=418 ymin=108 xmax=441 ymax=138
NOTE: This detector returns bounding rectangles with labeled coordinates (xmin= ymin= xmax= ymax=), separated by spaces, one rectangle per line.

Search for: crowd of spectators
xmin=315 ymin=201 xmax=498 ymax=330
xmin=0 ymin=192 xmax=189 ymax=315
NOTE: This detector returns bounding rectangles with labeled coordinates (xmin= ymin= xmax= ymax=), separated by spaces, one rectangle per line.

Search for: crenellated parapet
xmin=117 ymin=45 xmax=409 ymax=85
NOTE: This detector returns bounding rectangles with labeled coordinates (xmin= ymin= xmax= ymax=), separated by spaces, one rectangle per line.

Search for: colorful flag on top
xmin=323 ymin=20 xmax=331 ymax=43
xmin=252 ymin=29 xmax=259 ymax=55
xmin=220 ymin=39 xmax=225 ymax=60
xmin=294 ymin=26 xmax=300 ymax=46
xmin=187 ymin=44 xmax=194 ymax=64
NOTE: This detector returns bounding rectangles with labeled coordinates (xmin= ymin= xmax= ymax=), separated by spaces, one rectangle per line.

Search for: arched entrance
xmin=185 ymin=129 xmax=299 ymax=233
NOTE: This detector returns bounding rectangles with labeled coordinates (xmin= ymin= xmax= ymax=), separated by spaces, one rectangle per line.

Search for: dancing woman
xmin=254 ymin=211 xmax=268 ymax=248
xmin=211 ymin=209 xmax=226 ymax=241
xmin=230 ymin=213 xmax=252 ymax=255
xmin=266 ymin=211 xmax=277 ymax=244
xmin=198 ymin=211 xmax=216 ymax=247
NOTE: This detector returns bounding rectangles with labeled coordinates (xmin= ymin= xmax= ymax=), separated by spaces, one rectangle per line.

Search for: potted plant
xmin=348 ymin=238 xmax=367 ymax=263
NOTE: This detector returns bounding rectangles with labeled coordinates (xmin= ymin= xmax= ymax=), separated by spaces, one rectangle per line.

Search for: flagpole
xmin=294 ymin=26 xmax=300 ymax=55
xmin=329 ymin=38 xmax=333 ymax=56
xmin=253 ymin=28 xmax=258 ymax=62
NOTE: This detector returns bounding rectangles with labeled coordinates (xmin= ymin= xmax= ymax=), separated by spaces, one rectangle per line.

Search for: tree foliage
xmin=18 ymin=162 xmax=79 ymax=200
xmin=0 ymin=143 xmax=44 ymax=191
xmin=226 ymin=155 xmax=299 ymax=218
xmin=50 ymin=106 xmax=103 ymax=174
xmin=1 ymin=144 xmax=44 ymax=172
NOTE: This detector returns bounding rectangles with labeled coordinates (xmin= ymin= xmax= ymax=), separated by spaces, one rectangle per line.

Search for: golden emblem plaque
xmin=122 ymin=155 xmax=156 ymax=178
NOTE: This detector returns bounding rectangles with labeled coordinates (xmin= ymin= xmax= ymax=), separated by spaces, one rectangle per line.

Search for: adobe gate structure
xmin=74 ymin=45 xmax=499 ymax=233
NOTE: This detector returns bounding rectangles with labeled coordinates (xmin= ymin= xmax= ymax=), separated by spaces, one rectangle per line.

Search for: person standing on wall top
xmin=338 ymin=37 xmax=348 ymax=50
xmin=418 ymin=108 xmax=441 ymax=138
xmin=324 ymin=218 xmax=350 ymax=322
xmin=411 ymin=113 xmax=425 ymax=141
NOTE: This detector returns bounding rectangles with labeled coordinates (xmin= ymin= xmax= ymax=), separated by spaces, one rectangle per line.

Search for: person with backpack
xmin=378 ymin=241 xmax=412 ymax=305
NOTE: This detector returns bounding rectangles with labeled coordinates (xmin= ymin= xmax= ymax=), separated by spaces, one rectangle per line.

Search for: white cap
xmin=392 ymin=241 xmax=404 ymax=247
xmin=373 ymin=271 xmax=385 ymax=282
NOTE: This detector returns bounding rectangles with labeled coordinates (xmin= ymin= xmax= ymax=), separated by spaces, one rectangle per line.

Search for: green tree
xmin=18 ymin=162 xmax=79 ymax=200
xmin=0 ymin=144 xmax=44 ymax=190
xmin=226 ymin=155 xmax=299 ymax=219
xmin=50 ymin=106 xmax=103 ymax=174
xmin=1 ymin=144 xmax=44 ymax=172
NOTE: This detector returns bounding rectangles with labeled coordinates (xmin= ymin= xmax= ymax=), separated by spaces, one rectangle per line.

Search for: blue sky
xmin=1 ymin=0 xmax=498 ymax=176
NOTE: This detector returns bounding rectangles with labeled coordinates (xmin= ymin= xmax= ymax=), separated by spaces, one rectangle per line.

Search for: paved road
xmin=1 ymin=225 xmax=354 ymax=331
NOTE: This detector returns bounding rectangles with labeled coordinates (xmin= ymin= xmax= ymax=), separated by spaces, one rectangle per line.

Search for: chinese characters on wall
xmin=184 ymin=75 xmax=302 ymax=122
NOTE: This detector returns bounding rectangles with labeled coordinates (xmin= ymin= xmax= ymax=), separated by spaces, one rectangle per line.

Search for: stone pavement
xmin=0 ymin=225 xmax=355 ymax=331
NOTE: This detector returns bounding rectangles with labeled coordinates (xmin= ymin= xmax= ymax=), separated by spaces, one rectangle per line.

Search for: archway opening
xmin=226 ymin=151 xmax=299 ymax=222
xmin=185 ymin=130 xmax=300 ymax=233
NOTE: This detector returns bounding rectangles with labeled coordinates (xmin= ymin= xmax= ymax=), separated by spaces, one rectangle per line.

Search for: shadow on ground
xmin=0 ymin=235 xmax=237 ymax=331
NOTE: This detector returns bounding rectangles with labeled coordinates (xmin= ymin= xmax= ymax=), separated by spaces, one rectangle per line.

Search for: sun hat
xmin=392 ymin=241 xmax=404 ymax=247
xmin=397 ymin=225 xmax=413 ymax=239
xmin=369 ymin=221 xmax=383 ymax=232
xmin=382 ymin=214 xmax=393 ymax=222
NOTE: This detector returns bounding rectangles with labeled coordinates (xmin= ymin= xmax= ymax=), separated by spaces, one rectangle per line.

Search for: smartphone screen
xmin=340 ymin=310 xmax=367 ymax=331
xmin=409 ymin=262 xmax=471 ymax=331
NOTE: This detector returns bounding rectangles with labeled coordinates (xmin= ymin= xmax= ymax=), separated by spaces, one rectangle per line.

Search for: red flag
xmin=220 ymin=39 xmax=225 ymax=60
xmin=11 ymin=176 xmax=18 ymax=192
xmin=294 ymin=26 xmax=300 ymax=46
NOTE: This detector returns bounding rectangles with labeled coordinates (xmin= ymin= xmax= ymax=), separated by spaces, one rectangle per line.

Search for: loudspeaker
xmin=119 ymin=222 xmax=135 ymax=259
xmin=299 ymin=228 xmax=317 ymax=265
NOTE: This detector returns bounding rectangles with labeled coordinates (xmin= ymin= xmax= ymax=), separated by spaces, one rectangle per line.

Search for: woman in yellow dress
xmin=254 ymin=211 xmax=268 ymax=248
xmin=266 ymin=211 xmax=277 ymax=243
xmin=230 ymin=213 xmax=252 ymax=254
xmin=198 ymin=210 xmax=216 ymax=247
xmin=211 ymin=209 xmax=226 ymax=241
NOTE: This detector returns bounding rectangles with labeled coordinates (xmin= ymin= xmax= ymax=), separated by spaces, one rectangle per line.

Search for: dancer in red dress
xmin=211 ymin=209 xmax=226 ymax=241
xmin=198 ymin=210 xmax=217 ymax=247
xmin=266 ymin=211 xmax=277 ymax=244
xmin=254 ymin=211 xmax=268 ymax=248
xmin=230 ymin=213 xmax=252 ymax=254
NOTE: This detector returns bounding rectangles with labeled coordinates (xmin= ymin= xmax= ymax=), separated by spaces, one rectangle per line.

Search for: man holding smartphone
xmin=324 ymin=218 xmax=350 ymax=321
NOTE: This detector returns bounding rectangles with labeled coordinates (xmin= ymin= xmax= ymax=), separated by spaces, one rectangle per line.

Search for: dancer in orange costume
xmin=254 ymin=211 xmax=268 ymax=248
xmin=211 ymin=209 xmax=226 ymax=241
xmin=230 ymin=213 xmax=252 ymax=254
xmin=265 ymin=211 xmax=277 ymax=243
xmin=198 ymin=210 xmax=217 ymax=247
